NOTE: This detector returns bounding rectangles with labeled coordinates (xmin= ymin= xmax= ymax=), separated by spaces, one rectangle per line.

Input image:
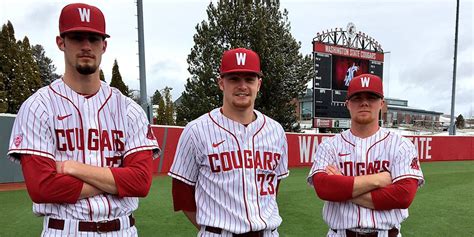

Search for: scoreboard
xmin=313 ymin=42 xmax=384 ymax=128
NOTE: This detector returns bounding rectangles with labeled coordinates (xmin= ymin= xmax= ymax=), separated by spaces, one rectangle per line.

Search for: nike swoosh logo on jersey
xmin=57 ymin=114 xmax=72 ymax=120
xmin=212 ymin=140 xmax=225 ymax=148
xmin=338 ymin=152 xmax=351 ymax=156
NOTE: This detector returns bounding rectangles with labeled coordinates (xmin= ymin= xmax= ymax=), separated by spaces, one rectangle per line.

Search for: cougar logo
xmin=344 ymin=63 xmax=359 ymax=86
xmin=410 ymin=157 xmax=420 ymax=170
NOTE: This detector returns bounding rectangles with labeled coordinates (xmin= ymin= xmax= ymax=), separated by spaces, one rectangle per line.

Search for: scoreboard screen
xmin=332 ymin=55 xmax=369 ymax=91
xmin=312 ymin=42 xmax=384 ymax=125
xmin=314 ymin=53 xmax=332 ymax=88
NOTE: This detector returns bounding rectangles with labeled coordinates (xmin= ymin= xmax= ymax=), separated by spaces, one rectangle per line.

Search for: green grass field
xmin=1 ymin=161 xmax=473 ymax=236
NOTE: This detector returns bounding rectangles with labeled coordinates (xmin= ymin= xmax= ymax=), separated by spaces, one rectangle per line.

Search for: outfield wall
xmin=0 ymin=115 xmax=24 ymax=183
xmin=151 ymin=126 xmax=474 ymax=174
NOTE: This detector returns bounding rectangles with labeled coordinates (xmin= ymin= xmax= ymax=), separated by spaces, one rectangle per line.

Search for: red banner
xmin=151 ymin=126 xmax=474 ymax=174
xmin=313 ymin=42 xmax=384 ymax=62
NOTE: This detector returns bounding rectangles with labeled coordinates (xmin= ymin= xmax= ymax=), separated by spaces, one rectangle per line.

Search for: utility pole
xmin=383 ymin=51 xmax=391 ymax=97
xmin=449 ymin=0 xmax=460 ymax=135
xmin=136 ymin=0 xmax=152 ymax=122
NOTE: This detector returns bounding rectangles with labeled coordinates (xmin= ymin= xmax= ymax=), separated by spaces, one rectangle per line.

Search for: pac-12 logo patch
xmin=410 ymin=157 xmax=420 ymax=170
xmin=147 ymin=124 xmax=156 ymax=140
xmin=14 ymin=134 xmax=23 ymax=147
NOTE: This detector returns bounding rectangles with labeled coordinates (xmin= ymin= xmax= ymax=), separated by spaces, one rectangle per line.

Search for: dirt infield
xmin=0 ymin=182 xmax=26 ymax=191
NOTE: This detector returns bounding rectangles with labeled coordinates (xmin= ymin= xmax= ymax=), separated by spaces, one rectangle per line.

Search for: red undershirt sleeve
xmin=110 ymin=150 xmax=153 ymax=198
xmin=20 ymin=154 xmax=83 ymax=204
xmin=172 ymin=178 xmax=196 ymax=212
xmin=312 ymin=172 xmax=355 ymax=202
xmin=371 ymin=178 xmax=419 ymax=210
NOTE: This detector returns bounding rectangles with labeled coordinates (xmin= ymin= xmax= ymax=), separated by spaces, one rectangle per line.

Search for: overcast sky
xmin=1 ymin=0 xmax=472 ymax=117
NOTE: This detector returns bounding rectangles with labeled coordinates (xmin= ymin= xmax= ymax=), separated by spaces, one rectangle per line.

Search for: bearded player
xmin=307 ymin=74 xmax=424 ymax=237
xmin=7 ymin=3 xmax=159 ymax=236
xmin=168 ymin=48 xmax=289 ymax=236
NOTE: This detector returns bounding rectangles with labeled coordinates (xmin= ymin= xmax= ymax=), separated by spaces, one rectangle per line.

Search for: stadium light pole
xmin=449 ymin=0 xmax=460 ymax=135
xmin=383 ymin=51 xmax=391 ymax=97
xmin=136 ymin=0 xmax=152 ymax=122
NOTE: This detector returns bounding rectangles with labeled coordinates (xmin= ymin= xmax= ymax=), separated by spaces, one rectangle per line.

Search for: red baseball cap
xmin=346 ymin=74 xmax=384 ymax=99
xmin=59 ymin=3 xmax=110 ymax=38
xmin=220 ymin=48 xmax=263 ymax=76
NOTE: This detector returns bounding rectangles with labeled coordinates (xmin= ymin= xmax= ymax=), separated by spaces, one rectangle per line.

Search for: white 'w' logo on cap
xmin=77 ymin=8 xmax=91 ymax=22
xmin=361 ymin=77 xmax=370 ymax=87
xmin=235 ymin=53 xmax=247 ymax=66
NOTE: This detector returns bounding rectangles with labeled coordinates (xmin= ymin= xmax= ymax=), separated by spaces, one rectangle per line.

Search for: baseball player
xmin=307 ymin=74 xmax=424 ymax=237
xmin=7 ymin=3 xmax=159 ymax=236
xmin=168 ymin=48 xmax=289 ymax=237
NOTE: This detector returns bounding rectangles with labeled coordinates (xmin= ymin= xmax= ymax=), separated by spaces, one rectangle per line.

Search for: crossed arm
xmin=312 ymin=165 xmax=418 ymax=210
xmin=20 ymin=150 xmax=153 ymax=204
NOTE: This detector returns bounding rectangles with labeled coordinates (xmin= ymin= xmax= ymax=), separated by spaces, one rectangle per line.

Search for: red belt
xmin=48 ymin=215 xmax=135 ymax=233
xmin=205 ymin=226 xmax=269 ymax=237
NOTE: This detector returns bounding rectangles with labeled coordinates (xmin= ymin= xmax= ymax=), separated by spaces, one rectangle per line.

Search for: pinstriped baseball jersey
xmin=169 ymin=108 xmax=289 ymax=234
xmin=307 ymin=128 xmax=424 ymax=230
xmin=8 ymin=79 xmax=159 ymax=221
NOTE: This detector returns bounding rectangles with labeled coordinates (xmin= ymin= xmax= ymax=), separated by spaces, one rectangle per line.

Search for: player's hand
xmin=325 ymin=165 xmax=342 ymax=176
xmin=376 ymin=171 xmax=392 ymax=188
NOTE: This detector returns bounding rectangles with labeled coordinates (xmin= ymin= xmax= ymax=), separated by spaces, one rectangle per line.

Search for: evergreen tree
xmin=109 ymin=59 xmax=129 ymax=96
xmin=455 ymin=114 xmax=465 ymax=129
xmin=0 ymin=24 xmax=7 ymax=112
xmin=155 ymin=95 xmax=166 ymax=125
xmin=155 ymin=87 xmax=175 ymax=125
xmin=0 ymin=75 xmax=7 ymax=112
xmin=176 ymin=0 xmax=313 ymax=131
xmin=31 ymin=44 xmax=61 ymax=86
xmin=9 ymin=36 xmax=42 ymax=112
xmin=151 ymin=89 xmax=163 ymax=106
xmin=163 ymin=87 xmax=175 ymax=125
xmin=0 ymin=22 xmax=42 ymax=113
xmin=0 ymin=25 xmax=8 ymax=112
xmin=0 ymin=21 xmax=19 ymax=113
xmin=100 ymin=69 xmax=106 ymax=82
